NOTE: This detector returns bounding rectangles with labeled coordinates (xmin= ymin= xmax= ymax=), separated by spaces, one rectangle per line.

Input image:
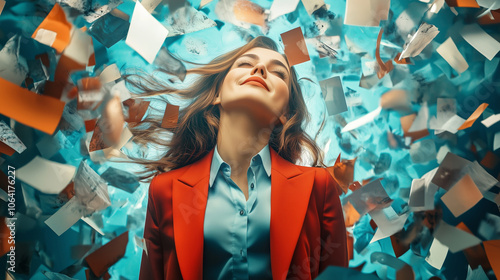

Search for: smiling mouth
xmin=242 ymin=77 xmax=269 ymax=91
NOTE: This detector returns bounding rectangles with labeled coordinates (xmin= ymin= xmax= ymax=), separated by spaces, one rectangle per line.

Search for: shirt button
xmin=239 ymin=209 xmax=245 ymax=215
xmin=250 ymin=183 xmax=254 ymax=189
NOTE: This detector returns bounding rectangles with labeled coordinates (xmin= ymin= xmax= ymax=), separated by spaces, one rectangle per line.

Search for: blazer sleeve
xmin=318 ymin=168 xmax=349 ymax=273
xmin=139 ymin=175 xmax=165 ymax=280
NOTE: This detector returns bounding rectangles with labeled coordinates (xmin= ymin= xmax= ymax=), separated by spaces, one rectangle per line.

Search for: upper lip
xmin=242 ymin=76 xmax=269 ymax=91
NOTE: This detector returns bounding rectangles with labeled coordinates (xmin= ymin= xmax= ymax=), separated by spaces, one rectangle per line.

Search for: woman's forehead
xmin=239 ymin=47 xmax=289 ymax=67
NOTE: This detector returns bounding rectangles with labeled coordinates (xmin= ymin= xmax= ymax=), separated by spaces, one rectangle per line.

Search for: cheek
xmin=273 ymin=81 xmax=290 ymax=108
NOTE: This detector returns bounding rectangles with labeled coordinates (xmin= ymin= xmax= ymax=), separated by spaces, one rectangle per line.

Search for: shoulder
xmin=148 ymin=164 xmax=192 ymax=194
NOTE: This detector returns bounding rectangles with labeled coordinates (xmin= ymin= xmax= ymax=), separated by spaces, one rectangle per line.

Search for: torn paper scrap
xmin=73 ymin=160 xmax=111 ymax=216
xmin=154 ymin=47 xmax=187 ymax=82
xmin=441 ymin=174 xmax=483 ymax=217
xmin=482 ymin=114 xmax=500 ymax=127
xmin=99 ymin=64 xmax=121 ymax=84
xmin=344 ymin=0 xmax=390 ymax=26
xmin=281 ymin=27 xmax=310 ymax=66
xmin=431 ymin=152 xmax=471 ymax=190
xmin=458 ymin=103 xmax=489 ymax=130
xmin=409 ymin=102 xmax=429 ymax=132
xmin=341 ymin=106 xmax=382 ymax=133
xmin=31 ymin=3 xmax=72 ymax=53
xmin=434 ymin=221 xmax=482 ymax=253
xmin=268 ymin=0 xmax=300 ymax=21
xmin=425 ymin=238 xmax=448 ymax=269
xmin=409 ymin=139 xmax=437 ymax=164
xmin=0 ymin=77 xmax=65 ymax=135
xmin=89 ymin=11 xmax=130 ymax=48
xmin=346 ymin=179 xmax=392 ymax=216
xmin=482 ymin=239 xmax=500 ymax=278
xmin=0 ymin=35 xmax=28 ymax=85
xmin=161 ymin=103 xmax=180 ymax=129
xmin=44 ymin=196 xmax=85 ymax=236
xmin=85 ymin=231 xmax=129 ymax=277
xmin=100 ymin=167 xmax=140 ymax=193
xmin=165 ymin=6 xmax=216 ymax=37
xmin=460 ymin=24 xmax=500 ymax=61
xmin=399 ymin=22 xmax=439 ymax=60
xmin=436 ymin=37 xmax=469 ymax=74
xmin=17 ymin=156 xmax=76 ymax=194
xmin=319 ymin=76 xmax=348 ymax=116
xmin=0 ymin=121 xmax=26 ymax=154
xmin=125 ymin=1 xmax=169 ymax=63
xmin=63 ymin=27 xmax=93 ymax=65
xmin=369 ymin=208 xmax=409 ymax=243
xmin=301 ymin=0 xmax=325 ymax=15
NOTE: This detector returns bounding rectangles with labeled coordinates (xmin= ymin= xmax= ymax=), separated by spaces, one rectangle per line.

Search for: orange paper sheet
xmin=483 ymin=239 xmax=500 ymax=278
xmin=375 ymin=28 xmax=394 ymax=79
xmin=458 ymin=103 xmax=488 ymax=130
xmin=0 ymin=142 xmax=15 ymax=156
xmin=31 ymin=3 xmax=72 ymax=53
xmin=480 ymin=151 xmax=499 ymax=170
xmin=445 ymin=0 xmax=480 ymax=7
xmin=123 ymin=99 xmax=150 ymax=123
xmin=478 ymin=10 xmax=500 ymax=25
xmin=326 ymin=154 xmax=356 ymax=194
xmin=400 ymin=114 xmax=429 ymax=142
xmin=281 ymin=27 xmax=310 ymax=66
xmin=0 ymin=77 xmax=65 ymax=135
xmin=161 ymin=103 xmax=180 ymax=129
xmin=85 ymin=231 xmax=129 ymax=277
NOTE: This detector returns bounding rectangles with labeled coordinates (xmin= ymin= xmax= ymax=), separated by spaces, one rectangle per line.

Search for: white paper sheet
xmin=0 ymin=121 xmax=26 ymax=153
xmin=44 ymin=197 xmax=84 ymax=236
xmin=63 ymin=27 xmax=92 ymax=65
xmin=434 ymin=221 xmax=482 ymax=253
xmin=425 ymin=238 xmax=448 ymax=269
xmin=400 ymin=22 xmax=439 ymax=59
xmin=369 ymin=207 xmax=409 ymax=243
xmin=341 ymin=106 xmax=382 ymax=133
xmin=320 ymin=76 xmax=348 ymax=116
xmin=409 ymin=102 xmax=429 ymax=132
xmin=344 ymin=0 xmax=390 ymax=26
xmin=125 ymin=1 xmax=169 ymax=63
xmin=17 ymin=156 xmax=76 ymax=194
xmin=269 ymin=0 xmax=300 ymax=21
xmin=481 ymin=113 xmax=500 ymax=127
xmin=437 ymin=37 xmax=469 ymax=74
xmin=460 ymin=23 xmax=500 ymax=61
xmin=99 ymin=64 xmax=121 ymax=84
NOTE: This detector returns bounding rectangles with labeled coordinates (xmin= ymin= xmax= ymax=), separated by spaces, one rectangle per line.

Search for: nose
xmin=251 ymin=63 xmax=267 ymax=78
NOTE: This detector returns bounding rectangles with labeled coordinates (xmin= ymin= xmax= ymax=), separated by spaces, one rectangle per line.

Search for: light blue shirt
xmin=203 ymin=143 xmax=273 ymax=280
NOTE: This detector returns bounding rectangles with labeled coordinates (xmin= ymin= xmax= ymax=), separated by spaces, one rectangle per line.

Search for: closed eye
xmin=272 ymin=70 xmax=286 ymax=79
xmin=237 ymin=62 xmax=253 ymax=67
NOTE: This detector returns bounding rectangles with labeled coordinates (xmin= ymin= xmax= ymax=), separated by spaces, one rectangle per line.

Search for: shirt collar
xmin=209 ymin=143 xmax=271 ymax=187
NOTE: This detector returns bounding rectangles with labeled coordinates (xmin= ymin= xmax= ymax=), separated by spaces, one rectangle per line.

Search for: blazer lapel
xmin=172 ymin=147 xmax=315 ymax=280
xmin=172 ymin=149 xmax=214 ymax=280
xmin=270 ymin=148 xmax=315 ymax=280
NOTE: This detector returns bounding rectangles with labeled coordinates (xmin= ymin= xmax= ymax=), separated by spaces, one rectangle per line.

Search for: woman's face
xmin=214 ymin=47 xmax=291 ymax=126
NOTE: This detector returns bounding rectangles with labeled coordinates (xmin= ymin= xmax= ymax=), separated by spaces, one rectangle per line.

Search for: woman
xmin=133 ymin=36 xmax=347 ymax=280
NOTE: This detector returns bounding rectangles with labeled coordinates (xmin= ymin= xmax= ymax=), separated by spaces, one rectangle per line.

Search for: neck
xmin=216 ymin=109 xmax=274 ymax=177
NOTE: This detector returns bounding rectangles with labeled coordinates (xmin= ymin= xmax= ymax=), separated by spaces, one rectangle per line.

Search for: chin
xmin=221 ymin=97 xmax=282 ymax=126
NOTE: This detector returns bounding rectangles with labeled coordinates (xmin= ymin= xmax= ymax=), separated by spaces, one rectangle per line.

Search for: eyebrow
xmin=238 ymin=53 xmax=290 ymax=74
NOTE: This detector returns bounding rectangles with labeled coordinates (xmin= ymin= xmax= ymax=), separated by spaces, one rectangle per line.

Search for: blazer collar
xmin=173 ymin=146 xmax=315 ymax=280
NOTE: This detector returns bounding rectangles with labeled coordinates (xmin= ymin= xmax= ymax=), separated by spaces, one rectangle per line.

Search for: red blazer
xmin=139 ymin=147 xmax=348 ymax=280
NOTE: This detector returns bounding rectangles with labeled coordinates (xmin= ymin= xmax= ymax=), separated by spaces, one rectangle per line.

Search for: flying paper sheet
xmin=0 ymin=121 xmax=26 ymax=154
xmin=99 ymin=64 xmax=121 ymax=84
xmin=125 ymin=1 xmax=169 ymax=63
xmin=233 ymin=0 xmax=267 ymax=27
xmin=440 ymin=174 xmax=483 ymax=217
xmin=268 ymin=0 xmax=300 ymax=21
xmin=17 ymin=156 xmax=76 ymax=194
xmin=431 ymin=152 xmax=471 ymax=190
xmin=0 ymin=35 xmax=28 ymax=85
xmin=44 ymin=196 xmax=85 ymax=236
xmin=31 ymin=3 xmax=72 ymax=53
xmin=344 ymin=0 xmax=390 ymax=26
xmin=458 ymin=103 xmax=489 ymax=130
xmin=85 ymin=231 xmax=129 ymax=277
xmin=369 ymin=208 xmax=409 ymax=243
xmin=319 ymin=76 xmax=348 ymax=115
xmin=280 ymin=27 xmax=310 ymax=66
xmin=0 ymin=77 xmax=65 ymax=135
xmin=434 ymin=221 xmax=482 ymax=253
xmin=436 ymin=37 xmax=469 ymax=74
xmin=346 ymin=179 xmax=392 ymax=216
xmin=482 ymin=114 xmax=500 ymax=127
xmin=399 ymin=22 xmax=439 ymax=60
xmin=341 ymin=106 xmax=382 ymax=133
xmin=409 ymin=139 xmax=437 ymax=164
xmin=460 ymin=24 xmax=500 ymax=61
xmin=483 ymin=240 xmax=500 ymax=278
xmin=165 ymin=6 xmax=216 ymax=37
xmin=161 ymin=103 xmax=180 ymax=129
xmin=425 ymin=238 xmax=448 ymax=269
xmin=301 ymin=0 xmax=325 ymax=14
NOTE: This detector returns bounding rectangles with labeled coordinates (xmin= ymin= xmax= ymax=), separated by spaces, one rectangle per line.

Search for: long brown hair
xmin=125 ymin=36 xmax=324 ymax=182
